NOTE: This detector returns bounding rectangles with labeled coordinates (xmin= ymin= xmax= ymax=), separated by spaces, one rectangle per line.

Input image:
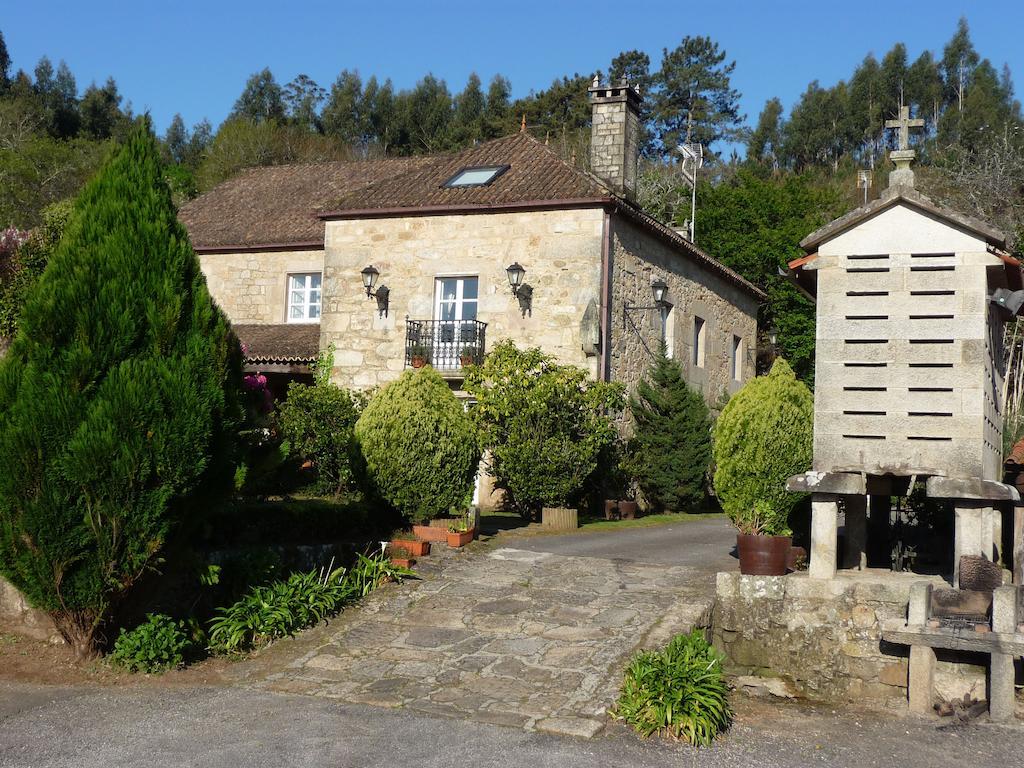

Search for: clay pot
xmin=604 ymin=499 xmax=619 ymax=520
xmin=411 ymin=356 xmax=428 ymax=369
xmin=736 ymin=534 xmax=792 ymax=576
xmin=390 ymin=556 xmax=416 ymax=569
xmin=460 ymin=355 xmax=475 ymax=367
xmin=391 ymin=539 xmax=430 ymax=557
xmin=447 ymin=530 xmax=474 ymax=548
xmin=412 ymin=524 xmax=451 ymax=543
xmin=618 ymin=500 xmax=639 ymax=520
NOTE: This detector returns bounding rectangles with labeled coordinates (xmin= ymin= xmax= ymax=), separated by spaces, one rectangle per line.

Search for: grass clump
xmin=614 ymin=629 xmax=731 ymax=746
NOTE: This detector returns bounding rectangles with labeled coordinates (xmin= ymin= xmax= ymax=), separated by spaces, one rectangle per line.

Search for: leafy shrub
xmin=207 ymin=551 xmax=412 ymax=652
xmin=110 ymin=614 xmax=195 ymax=673
xmin=614 ymin=630 xmax=732 ymax=746
xmin=712 ymin=358 xmax=812 ymax=535
xmin=277 ymin=347 xmax=366 ymax=496
xmin=627 ymin=351 xmax=712 ymax=512
xmin=0 ymin=127 xmax=241 ymax=658
xmin=463 ymin=340 xmax=623 ymax=517
xmin=355 ymin=367 xmax=480 ymax=523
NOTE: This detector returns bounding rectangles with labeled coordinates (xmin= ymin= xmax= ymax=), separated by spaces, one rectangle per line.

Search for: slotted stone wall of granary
xmin=810 ymin=204 xmax=1006 ymax=480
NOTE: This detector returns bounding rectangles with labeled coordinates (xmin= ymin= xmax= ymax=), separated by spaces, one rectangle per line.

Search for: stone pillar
xmin=953 ymin=502 xmax=994 ymax=586
xmin=989 ymin=586 xmax=1017 ymax=723
xmin=810 ymin=494 xmax=839 ymax=580
xmin=842 ymin=495 xmax=868 ymax=571
xmin=907 ymin=582 xmax=935 ymax=715
xmin=1014 ymin=505 xmax=1024 ymax=585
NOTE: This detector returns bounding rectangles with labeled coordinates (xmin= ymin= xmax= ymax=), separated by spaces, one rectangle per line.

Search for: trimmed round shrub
xmin=712 ymin=358 xmax=812 ymax=535
xmin=614 ymin=629 xmax=732 ymax=746
xmin=355 ymin=367 xmax=480 ymax=523
xmin=110 ymin=614 xmax=195 ymax=674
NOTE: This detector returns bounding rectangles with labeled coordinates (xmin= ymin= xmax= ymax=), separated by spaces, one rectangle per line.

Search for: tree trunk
xmin=54 ymin=611 xmax=102 ymax=661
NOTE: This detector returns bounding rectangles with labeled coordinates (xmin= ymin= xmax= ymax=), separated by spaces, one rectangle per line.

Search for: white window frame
xmin=433 ymin=276 xmax=479 ymax=324
xmin=287 ymin=272 xmax=322 ymax=324
xmin=731 ymin=335 xmax=743 ymax=381
xmin=693 ymin=316 xmax=706 ymax=368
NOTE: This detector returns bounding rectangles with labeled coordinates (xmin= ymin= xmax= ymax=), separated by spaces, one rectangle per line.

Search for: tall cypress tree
xmin=0 ymin=124 xmax=240 ymax=657
xmin=627 ymin=352 xmax=712 ymax=513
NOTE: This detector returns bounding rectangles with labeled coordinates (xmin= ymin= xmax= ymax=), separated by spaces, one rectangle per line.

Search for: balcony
xmin=405 ymin=319 xmax=487 ymax=373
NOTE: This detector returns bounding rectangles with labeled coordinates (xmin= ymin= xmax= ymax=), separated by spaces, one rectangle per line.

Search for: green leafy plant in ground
xmin=110 ymin=614 xmax=195 ymax=674
xmin=614 ymin=629 xmax=732 ymax=746
xmin=463 ymin=340 xmax=623 ymax=518
xmin=207 ymin=551 xmax=413 ymax=653
xmin=626 ymin=351 xmax=712 ymax=513
xmin=0 ymin=125 xmax=241 ymax=659
xmin=355 ymin=367 xmax=480 ymax=524
xmin=712 ymin=358 xmax=813 ymax=536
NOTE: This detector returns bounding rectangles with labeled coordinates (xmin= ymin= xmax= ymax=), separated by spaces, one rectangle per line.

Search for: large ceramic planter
xmin=447 ymin=530 xmax=474 ymax=548
xmin=412 ymin=524 xmax=451 ymax=543
xmin=736 ymin=534 xmax=792 ymax=576
xmin=391 ymin=538 xmax=430 ymax=557
xmin=618 ymin=500 xmax=639 ymax=520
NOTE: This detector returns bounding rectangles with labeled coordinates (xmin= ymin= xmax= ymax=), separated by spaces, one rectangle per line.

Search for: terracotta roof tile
xmin=235 ymin=323 xmax=320 ymax=364
xmin=320 ymin=133 xmax=608 ymax=214
xmin=179 ymin=157 xmax=429 ymax=249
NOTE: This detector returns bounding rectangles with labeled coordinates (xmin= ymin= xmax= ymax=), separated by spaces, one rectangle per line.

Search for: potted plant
xmin=711 ymin=359 xmax=812 ymax=577
xmin=388 ymin=546 xmax=416 ymax=569
xmin=459 ymin=346 xmax=477 ymax=367
xmin=409 ymin=344 xmax=430 ymax=368
xmin=390 ymin=537 xmax=430 ymax=557
xmin=446 ymin=515 xmax=474 ymax=548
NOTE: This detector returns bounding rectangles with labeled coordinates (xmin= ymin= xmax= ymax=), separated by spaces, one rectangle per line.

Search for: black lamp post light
xmin=506 ymin=262 xmax=532 ymax=317
xmin=361 ymin=264 xmax=390 ymax=317
xmin=624 ymin=277 xmax=671 ymax=339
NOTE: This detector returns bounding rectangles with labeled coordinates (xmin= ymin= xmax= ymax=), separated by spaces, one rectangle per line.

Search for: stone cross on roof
xmin=885 ymin=105 xmax=925 ymax=151
xmin=884 ymin=105 xmax=925 ymax=190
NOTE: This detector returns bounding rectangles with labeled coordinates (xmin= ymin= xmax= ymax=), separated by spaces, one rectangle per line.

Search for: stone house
xmin=180 ymin=79 xmax=763 ymax=406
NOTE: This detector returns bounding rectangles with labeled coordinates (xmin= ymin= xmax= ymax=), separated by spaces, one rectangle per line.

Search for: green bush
xmin=207 ymin=552 xmax=412 ymax=652
xmin=110 ymin=614 xmax=195 ymax=673
xmin=464 ymin=340 xmax=623 ymax=517
xmin=627 ymin=351 xmax=712 ymax=512
xmin=614 ymin=630 xmax=732 ymax=746
xmin=278 ymin=377 xmax=363 ymax=496
xmin=712 ymin=358 xmax=812 ymax=535
xmin=0 ymin=126 xmax=241 ymax=658
xmin=355 ymin=367 xmax=480 ymax=523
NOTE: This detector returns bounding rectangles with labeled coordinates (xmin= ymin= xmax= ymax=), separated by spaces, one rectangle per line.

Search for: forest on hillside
xmin=1 ymin=18 xmax=1021 ymax=382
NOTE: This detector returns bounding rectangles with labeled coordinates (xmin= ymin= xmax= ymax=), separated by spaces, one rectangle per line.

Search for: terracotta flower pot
xmin=391 ymin=539 xmax=430 ymax=557
xmin=618 ymin=500 xmax=638 ymax=520
xmin=412 ymin=524 xmax=451 ymax=543
xmin=604 ymin=499 xmax=619 ymax=520
xmin=447 ymin=530 xmax=474 ymax=548
xmin=411 ymin=356 xmax=428 ymax=369
xmin=736 ymin=534 xmax=792 ymax=576
xmin=460 ymin=355 xmax=475 ymax=367
xmin=390 ymin=556 xmax=416 ymax=569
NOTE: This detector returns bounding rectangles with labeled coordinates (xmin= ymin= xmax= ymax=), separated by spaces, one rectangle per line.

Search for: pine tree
xmin=0 ymin=125 xmax=241 ymax=658
xmin=627 ymin=352 xmax=712 ymax=513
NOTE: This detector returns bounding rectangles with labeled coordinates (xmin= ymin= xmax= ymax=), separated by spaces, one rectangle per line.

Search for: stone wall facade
xmin=608 ymin=217 xmax=759 ymax=405
xmin=199 ymin=249 xmax=325 ymax=325
xmin=0 ymin=575 xmax=62 ymax=644
xmin=322 ymin=208 xmax=606 ymax=389
xmin=713 ymin=571 xmax=984 ymax=707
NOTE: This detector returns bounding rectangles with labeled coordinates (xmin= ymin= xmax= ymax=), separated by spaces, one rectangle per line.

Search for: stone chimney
xmin=589 ymin=76 xmax=641 ymax=200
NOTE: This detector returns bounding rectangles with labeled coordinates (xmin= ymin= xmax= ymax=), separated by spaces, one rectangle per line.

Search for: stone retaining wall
xmin=712 ymin=571 xmax=984 ymax=707
xmin=0 ymin=576 xmax=62 ymax=643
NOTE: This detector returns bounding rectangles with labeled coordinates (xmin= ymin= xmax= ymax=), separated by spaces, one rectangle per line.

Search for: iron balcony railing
xmin=405 ymin=318 xmax=487 ymax=371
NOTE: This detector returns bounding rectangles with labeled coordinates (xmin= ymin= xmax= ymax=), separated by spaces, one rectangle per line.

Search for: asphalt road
xmin=504 ymin=516 xmax=738 ymax=570
xmin=2 ymin=683 xmax=1021 ymax=768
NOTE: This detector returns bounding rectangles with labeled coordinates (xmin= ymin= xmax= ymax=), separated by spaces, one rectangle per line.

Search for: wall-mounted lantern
xmin=506 ymin=262 xmax=526 ymax=296
xmin=624 ymin=277 xmax=671 ymax=342
xmin=361 ymin=264 xmax=389 ymax=317
xmin=650 ymin=278 xmax=669 ymax=307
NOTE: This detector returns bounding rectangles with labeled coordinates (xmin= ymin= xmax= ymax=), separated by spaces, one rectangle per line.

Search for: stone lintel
xmin=786 ymin=471 xmax=865 ymax=495
xmin=925 ymin=476 xmax=1020 ymax=502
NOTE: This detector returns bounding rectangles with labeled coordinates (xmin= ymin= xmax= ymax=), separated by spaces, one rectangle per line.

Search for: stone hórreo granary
xmin=786 ymin=106 xmax=1023 ymax=584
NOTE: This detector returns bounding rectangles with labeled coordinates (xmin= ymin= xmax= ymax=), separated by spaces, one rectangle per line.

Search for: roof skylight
xmin=443 ymin=165 xmax=510 ymax=188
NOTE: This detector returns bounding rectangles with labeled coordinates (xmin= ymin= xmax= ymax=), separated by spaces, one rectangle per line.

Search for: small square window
xmin=442 ymin=165 xmax=511 ymax=188
xmin=287 ymin=272 xmax=322 ymax=323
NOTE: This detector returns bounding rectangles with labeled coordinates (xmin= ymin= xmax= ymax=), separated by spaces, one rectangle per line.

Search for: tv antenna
xmin=678 ymin=142 xmax=703 ymax=243
xmin=857 ymin=170 xmax=872 ymax=205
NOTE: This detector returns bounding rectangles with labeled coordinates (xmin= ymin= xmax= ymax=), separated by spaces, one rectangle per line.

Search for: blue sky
xmin=5 ymin=0 xmax=1022 ymax=138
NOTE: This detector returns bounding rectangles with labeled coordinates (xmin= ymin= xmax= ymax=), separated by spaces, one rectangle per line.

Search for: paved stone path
xmin=232 ymin=543 xmax=717 ymax=738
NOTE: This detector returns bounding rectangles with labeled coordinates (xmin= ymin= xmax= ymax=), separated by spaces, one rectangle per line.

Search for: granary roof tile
xmin=179 ymin=157 xmax=430 ymax=250
xmin=799 ymin=185 xmax=1007 ymax=252
xmin=235 ymin=323 xmax=320 ymax=364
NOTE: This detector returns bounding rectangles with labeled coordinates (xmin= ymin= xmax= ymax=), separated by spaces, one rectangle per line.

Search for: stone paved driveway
xmin=231 ymin=543 xmax=718 ymax=738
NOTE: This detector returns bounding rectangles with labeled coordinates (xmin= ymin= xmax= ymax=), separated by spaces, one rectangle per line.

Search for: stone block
xmin=878 ymin=660 xmax=908 ymax=687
